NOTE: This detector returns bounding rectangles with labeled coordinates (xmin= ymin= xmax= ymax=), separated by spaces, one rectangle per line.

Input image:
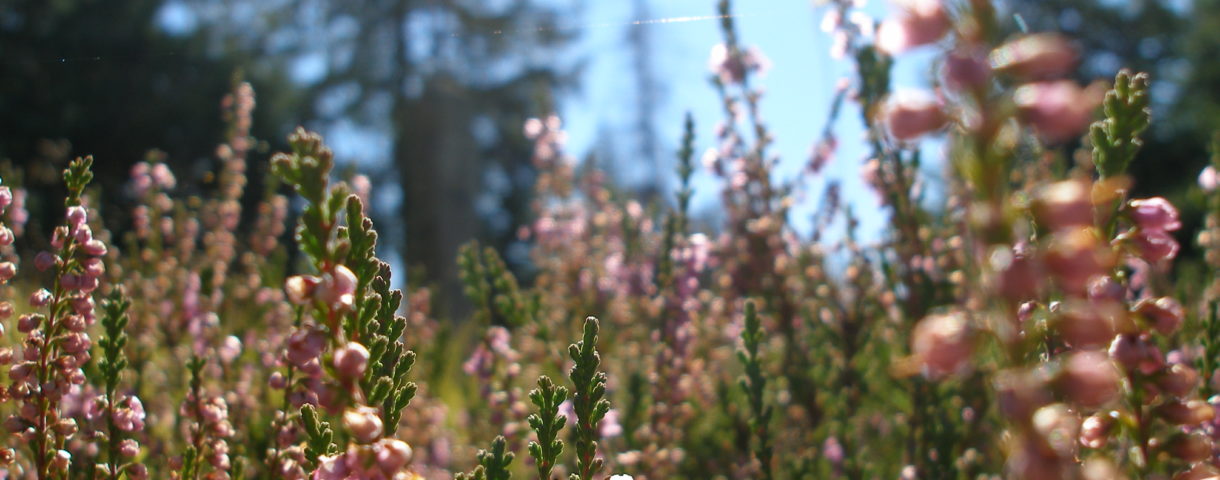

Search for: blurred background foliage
xmin=1 ymin=0 xmax=1217 ymax=314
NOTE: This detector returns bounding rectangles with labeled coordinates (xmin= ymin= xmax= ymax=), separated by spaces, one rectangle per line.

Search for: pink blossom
xmin=911 ymin=312 xmax=973 ymax=378
xmin=1014 ymin=81 xmax=1104 ymax=143
xmin=1200 ymin=166 xmax=1218 ymax=191
xmin=707 ymin=43 xmax=770 ymax=84
xmin=943 ymin=49 xmax=991 ymax=91
xmin=1057 ymin=351 xmax=1120 ymax=408
xmin=1129 ymin=229 xmax=1179 ymax=264
xmin=334 ymin=342 xmax=371 ymax=379
xmin=876 ymin=0 xmax=950 ymax=55
xmin=881 ymin=91 xmax=947 ymax=140
xmin=1128 ymin=197 xmax=1181 ymax=233
xmin=989 ymin=33 xmax=1078 ymax=80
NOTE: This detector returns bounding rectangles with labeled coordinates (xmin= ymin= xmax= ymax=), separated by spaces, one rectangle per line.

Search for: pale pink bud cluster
xmin=876 ymin=0 xmax=950 ymax=55
xmin=285 ymin=265 xmax=358 ymax=309
xmin=179 ymin=390 xmax=235 ymax=474
xmin=314 ymin=438 xmax=414 ymax=479
xmin=128 ymin=161 xmax=177 ymax=198
xmin=880 ymin=90 xmax=947 ymax=141
xmin=1118 ymin=197 xmax=1182 ymax=264
xmin=706 ymin=43 xmax=770 ymax=85
xmin=910 ymin=311 xmax=973 ymax=378
xmin=1014 ymin=81 xmax=1105 ymax=143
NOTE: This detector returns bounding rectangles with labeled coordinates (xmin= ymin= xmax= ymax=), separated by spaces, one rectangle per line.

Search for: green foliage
xmin=271 ymin=128 xmax=350 ymax=268
xmin=1091 ymin=70 xmax=1152 ymax=178
xmin=458 ymin=436 xmax=515 ymax=480
xmin=736 ymin=301 xmax=773 ymax=480
xmin=62 ymin=156 xmax=94 ymax=207
xmin=566 ymin=317 xmax=610 ymax=480
xmin=526 ymin=375 xmax=568 ymax=480
xmin=300 ymin=404 xmax=338 ymax=465
xmin=458 ymin=240 xmax=535 ymax=328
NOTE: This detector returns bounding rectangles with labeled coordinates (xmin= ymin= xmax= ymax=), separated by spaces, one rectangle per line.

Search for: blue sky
xmin=561 ymin=0 xmax=940 ymax=242
xmin=156 ymin=0 xmax=942 ymax=243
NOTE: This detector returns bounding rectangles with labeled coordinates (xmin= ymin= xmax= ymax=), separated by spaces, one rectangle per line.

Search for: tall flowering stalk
xmin=272 ymin=127 xmax=418 ymax=478
xmin=7 ymin=157 xmax=107 ymax=479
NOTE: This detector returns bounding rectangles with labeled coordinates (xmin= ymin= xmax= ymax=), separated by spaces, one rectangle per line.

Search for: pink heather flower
xmin=35 ymin=252 xmax=58 ymax=272
xmin=1200 ymin=166 xmax=1218 ymax=191
xmin=73 ymin=224 xmax=92 ymax=244
xmin=334 ymin=342 xmax=371 ymax=379
xmin=1109 ymin=334 xmax=1164 ymax=375
xmin=1129 ymin=229 xmax=1179 ymax=264
xmin=1014 ymin=80 xmax=1104 ymax=143
xmin=1032 ymin=180 xmax=1093 ymax=231
xmin=1057 ymin=351 xmax=1120 ymax=408
xmin=119 ymin=439 xmax=140 ymax=457
xmin=114 ymin=395 xmax=146 ymax=432
xmin=81 ymin=257 xmax=104 ymax=278
xmin=219 ymin=335 xmax=243 ymax=364
xmin=29 ymin=289 xmax=52 ymax=307
xmin=66 ymin=206 xmax=87 ymax=229
xmin=0 ymin=262 xmax=15 ymax=282
xmin=286 ymin=329 xmax=327 ymax=367
xmin=881 ymin=90 xmax=947 ymax=141
xmin=876 ymin=0 xmax=951 ymax=55
xmin=1134 ymin=297 xmax=1184 ymax=335
xmin=150 ymin=162 xmax=176 ymax=189
xmin=989 ymin=33 xmax=1078 ymax=80
xmin=343 ymin=406 xmax=384 ymax=444
xmin=0 ymin=186 xmax=11 ymax=211
xmin=320 ymin=265 xmax=358 ymax=309
xmin=375 ymin=439 xmax=413 ymax=473
xmin=1079 ymin=414 xmax=1112 ymax=449
xmin=942 ymin=49 xmax=991 ymax=91
xmin=707 ymin=43 xmax=770 ymax=84
xmin=285 ymin=275 xmax=320 ymax=305
xmin=911 ymin=312 xmax=973 ymax=378
xmin=1158 ymin=363 xmax=1200 ymax=397
xmin=1128 ymin=197 xmax=1181 ymax=233
xmin=0 ymin=226 xmax=12 ymax=246
xmin=81 ymin=239 xmax=107 ymax=256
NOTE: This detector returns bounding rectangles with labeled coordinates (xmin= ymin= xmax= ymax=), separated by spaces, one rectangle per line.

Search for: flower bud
xmin=881 ymin=91 xmax=947 ymax=141
xmin=119 ymin=439 xmax=140 ymax=458
xmin=17 ymin=314 xmax=40 ymax=333
xmin=1128 ymin=197 xmax=1181 ymax=233
xmin=1127 ymin=229 xmax=1179 ymax=264
xmin=376 ymin=438 xmax=413 ymax=472
xmin=911 ymin=312 xmax=973 ymax=378
xmin=1032 ymin=180 xmax=1093 ymax=231
xmin=1155 ymin=399 xmax=1214 ymax=425
xmin=1057 ymin=351 xmax=1120 ymax=408
xmin=34 ymin=252 xmax=58 ymax=272
xmin=0 ymin=227 xmax=12 ymax=246
xmin=81 ymin=239 xmax=107 ymax=256
xmin=343 ymin=406 xmax=383 ymax=444
xmin=1031 ymin=403 xmax=1080 ymax=456
xmin=943 ymin=49 xmax=991 ymax=92
xmin=1045 ymin=228 xmax=1115 ymax=295
xmin=0 ymin=262 xmax=15 ymax=282
xmin=1134 ymin=297 xmax=1184 ymax=335
xmin=284 ymin=275 xmax=319 ymax=305
xmin=1078 ymin=414 xmax=1112 ymax=449
xmin=66 ymin=206 xmax=87 ymax=230
xmin=1164 ymin=432 xmax=1212 ymax=462
xmin=1015 ymin=81 xmax=1104 ymax=143
xmin=0 ymin=187 xmax=11 ymax=212
xmin=990 ymin=33 xmax=1078 ymax=80
xmin=1055 ymin=300 xmax=1122 ymax=349
xmin=334 ymin=342 xmax=370 ymax=379
xmin=876 ymin=0 xmax=950 ymax=55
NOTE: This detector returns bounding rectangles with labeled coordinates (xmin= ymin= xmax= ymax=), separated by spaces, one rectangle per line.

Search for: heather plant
xmin=7 ymin=0 xmax=1220 ymax=479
